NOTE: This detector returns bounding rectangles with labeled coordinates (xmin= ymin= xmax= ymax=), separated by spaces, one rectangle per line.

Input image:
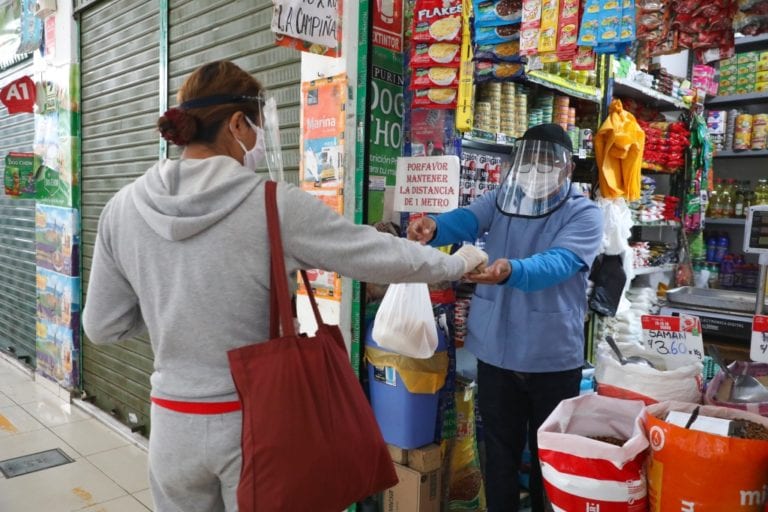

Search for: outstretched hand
xmin=406 ymin=216 xmax=437 ymax=245
xmin=465 ymin=258 xmax=512 ymax=285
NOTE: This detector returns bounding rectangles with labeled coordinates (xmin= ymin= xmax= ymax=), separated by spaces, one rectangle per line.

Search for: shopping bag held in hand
xmin=227 ymin=181 xmax=397 ymax=512
xmin=372 ymin=282 xmax=438 ymax=358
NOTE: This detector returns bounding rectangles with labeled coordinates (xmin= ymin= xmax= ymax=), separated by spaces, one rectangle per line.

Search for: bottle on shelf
xmin=707 ymin=179 xmax=719 ymax=218
xmin=708 ymin=262 xmax=720 ymax=289
xmin=725 ymin=179 xmax=737 ymax=218
xmin=744 ymin=180 xmax=754 ymax=213
xmin=719 ymin=254 xmax=735 ymax=288
xmin=757 ymin=178 xmax=768 ymax=206
xmin=715 ymin=231 xmax=730 ymax=263
xmin=706 ymin=232 xmax=718 ymax=262
xmin=734 ymin=180 xmax=746 ymax=218
xmin=720 ymin=179 xmax=733 ymax=218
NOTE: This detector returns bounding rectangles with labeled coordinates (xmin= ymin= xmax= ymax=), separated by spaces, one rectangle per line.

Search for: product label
xmin=750 ymin=315 xmax=768 ymax=363
xmin=641 ymin=315 xmax=704 ymax=369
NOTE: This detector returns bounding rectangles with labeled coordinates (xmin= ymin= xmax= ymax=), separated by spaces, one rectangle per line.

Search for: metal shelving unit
xmin=525 ymin=70 xmax=603 ymax=104
xmin=613 ymin=78 xmax=688 ymax=110
xmin=714 ymin=149 xmax=768 ymax=159
xmin=706 ymin=91 xmax=768 ymax=107
xmin=705 ymin=218 xmax=746 ymax=226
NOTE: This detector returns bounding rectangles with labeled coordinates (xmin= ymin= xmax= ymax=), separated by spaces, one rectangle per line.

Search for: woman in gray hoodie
xmin=82 ymin=60 xmax=486 ymax=512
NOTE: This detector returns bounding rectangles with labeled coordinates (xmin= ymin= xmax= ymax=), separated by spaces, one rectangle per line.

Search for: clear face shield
xmin=260 ymin=94 xmax=285 ymax=182
xmin=496 ymin=139 xmax=573 ymax=218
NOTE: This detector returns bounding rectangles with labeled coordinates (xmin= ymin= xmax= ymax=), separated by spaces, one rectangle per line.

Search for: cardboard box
xmin=738 ymin=51 xmax=758 ymax=65
xmin=408 ymin=444 xmax=442 ymax=473
xmin=759 ymin=60 xmax=768 ymax=72
xmin=721 ymin=85 xmax=739 ymax=95
xmin=737 ymin=73 xmax=757 ymax=86
xmin=756 ymin=82 xmax=768 ymax=92
xmin=721 ymin=56 xmax=737 ymax=67
xmin=736 ymin=84 xmax=754 ymax=94
xmin=383 ymin=464 xmax=441 ymax=512
xmin=758 ymin=71 xmax=768 ymax=83
xmin=719 ymin=77 xmax=736 ymax=88
xmin=739 ymin=61 xmax=758 ymax=74
xmin=387 ymin=444 xmax=408 ymax=465
xmin=760 ymin=51 xmax=768 ymax=62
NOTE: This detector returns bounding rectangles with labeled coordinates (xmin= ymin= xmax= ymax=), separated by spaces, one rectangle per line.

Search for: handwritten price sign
xmin=641 ymin=315 xmax=704 ymax=368
xmin=751 ymin=315 xmax=768 ymax=363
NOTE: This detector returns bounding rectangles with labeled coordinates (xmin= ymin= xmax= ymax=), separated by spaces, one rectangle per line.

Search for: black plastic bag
xmin=588 ymin=254 xmax=626 ymax=317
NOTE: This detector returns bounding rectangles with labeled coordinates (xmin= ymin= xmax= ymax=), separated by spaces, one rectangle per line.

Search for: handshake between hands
xmin=407 ymin=216 xmax=512 ymax=285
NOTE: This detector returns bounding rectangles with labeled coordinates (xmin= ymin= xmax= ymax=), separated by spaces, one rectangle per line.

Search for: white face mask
xmin=233 ymin=116 xmax=266 ymax=170
xmin=516 ymin=172 xmax=556 ymax=199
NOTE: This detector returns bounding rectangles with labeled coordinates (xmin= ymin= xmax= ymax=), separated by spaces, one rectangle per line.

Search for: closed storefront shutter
xmin=168 ymin=0 xmax=300 ymax=183
xmin=78 ymin=0 xmax=301 ymax=432
xmin=79 ymin=0 xmax=158 ymax=430
xmin=0 ymin=59 xmax=37 ymax=366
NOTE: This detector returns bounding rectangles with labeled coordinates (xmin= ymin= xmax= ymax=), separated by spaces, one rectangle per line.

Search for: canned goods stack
xmin=751 ymin=114 xmax=768 ymax=150
xmin=734 ymin=113 xmax=753 ymax=151
xmin=535 ymin=93 xmax=554 ymax=124
xmin=474 ymin=101 xmax=492 ymax=132
xmin=515 ymin=91 xmax=528 ymax=137
xmin=555 ymin=96 xmax=570 ymax=131
xmin=529 ymin=108 xmax=543 ymax=128
xmin=567 ymin=125 xmax=580 ymax=152
xmin=500 ymin=83 xmax=516 ymax=137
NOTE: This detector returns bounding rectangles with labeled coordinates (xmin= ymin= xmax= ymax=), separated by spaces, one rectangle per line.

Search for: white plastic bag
xmin=538 ymin=394 xmax=649 ymax=512
xmin=372 ymin=282 xmax=438 ymax=359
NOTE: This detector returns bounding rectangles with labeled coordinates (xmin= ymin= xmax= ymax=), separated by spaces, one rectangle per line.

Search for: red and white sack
xmin=537 ymin=394 xmax=649 ymax=512
xmin=594 ymin=340 xmax=703 ymax=404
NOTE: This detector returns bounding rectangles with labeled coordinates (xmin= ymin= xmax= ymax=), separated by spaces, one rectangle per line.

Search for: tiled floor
xmin=0 ymin=356 xmax=153 ymax=512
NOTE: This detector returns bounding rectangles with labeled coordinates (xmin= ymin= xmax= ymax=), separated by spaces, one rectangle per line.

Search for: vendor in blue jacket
xmin=408 ymin=123 xmax=603 ymax=512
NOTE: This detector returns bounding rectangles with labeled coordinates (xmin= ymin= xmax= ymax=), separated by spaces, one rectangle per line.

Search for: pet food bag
xmin=538 ymin=394 xmax=649 ymax=512
xmin=643 ymin=401 xmax=768 ymax=511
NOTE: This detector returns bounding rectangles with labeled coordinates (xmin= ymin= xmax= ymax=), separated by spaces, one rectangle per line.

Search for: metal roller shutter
xmin=168 ymin=0 xmax=301 ymax=183
xmin=0 ymin=59 xmax=37 ymax=366
xmin=80 ymin=0 xmax=159 ymax=431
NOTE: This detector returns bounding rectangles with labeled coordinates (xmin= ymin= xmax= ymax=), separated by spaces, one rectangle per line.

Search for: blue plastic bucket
xmin=366 ymin=321 xmax=447 ymax=449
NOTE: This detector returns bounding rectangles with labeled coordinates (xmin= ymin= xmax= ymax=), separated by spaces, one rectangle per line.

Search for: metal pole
xmin=756 ymin=253 xmax=768 ymax=316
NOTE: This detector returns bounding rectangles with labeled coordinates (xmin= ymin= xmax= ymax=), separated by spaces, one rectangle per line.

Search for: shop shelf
xmin=462 ymin=130 xmax=516 ymax=147
xmin=704 ymin=218 xmax=746 ymax=226
xmin=713 ymin=149 xmax=768 ymax=159
xmin=633 ymin=263 xmax=677 ymax=275
xmin=525 ymin=70 xmax=602 ymax=103
xmin=735 ymin=33 xmax=768 ymax=50
xmin=612 ymin=78 xmax=688 ymax=111
xmin=633 ymin=220 xmax=681 ymax=227
xmin=705 ymin=91 xmax=768 ymax=107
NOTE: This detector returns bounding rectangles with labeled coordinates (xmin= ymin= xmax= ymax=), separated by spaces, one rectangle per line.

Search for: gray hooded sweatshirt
xmin=82 ymin=156 xmax=465 ymax=402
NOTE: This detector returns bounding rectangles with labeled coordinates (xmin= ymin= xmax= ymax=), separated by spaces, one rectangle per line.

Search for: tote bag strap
xmin=264 ymin=181 xmax=324 ymax=337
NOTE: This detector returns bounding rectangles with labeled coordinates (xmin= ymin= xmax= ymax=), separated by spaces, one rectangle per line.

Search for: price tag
xmin=750 ymin=315 xmax=768 ymax=363
xmin=641 ymin=315 xmax=705 ymax=368
xmin=578 ymin=148 xmax=587 ymax=159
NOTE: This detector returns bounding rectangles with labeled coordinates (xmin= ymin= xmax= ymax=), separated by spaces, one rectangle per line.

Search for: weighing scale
xmin=743 ymin=205 xmax=768 ymax=315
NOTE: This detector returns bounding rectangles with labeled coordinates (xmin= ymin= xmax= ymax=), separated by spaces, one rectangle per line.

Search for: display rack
xmin=714 ymin=149 xmax=768 ymax=158
xmin=613 ymin=77 xmax=688 ymax=110
xmin=735 ymin=33 xmax=768 ymax=50
xmin=634 ymin=220 xmax=682 ymax=227
xmin=633 ymin=263 xmax=677 ymax=275
xmin=706 ymin=91 xmax=768 ymax=107
xmin=705 ymin=218 xmax=746 ymax=226
xmin=525 ymin=70 xmax=603 ymax=104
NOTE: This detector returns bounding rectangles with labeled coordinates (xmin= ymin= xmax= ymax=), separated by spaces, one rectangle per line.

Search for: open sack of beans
xmin=643 ymin=401 xmax=768 ymax=511
xmin=537 ymin=394 xmax=649 ymax=512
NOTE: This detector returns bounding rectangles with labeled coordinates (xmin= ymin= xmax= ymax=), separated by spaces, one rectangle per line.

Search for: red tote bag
xmin=227 ymin=181 xmax=397 ymax=512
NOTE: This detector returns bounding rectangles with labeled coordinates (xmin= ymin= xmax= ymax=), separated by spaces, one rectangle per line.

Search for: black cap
xmin=521 ymin=123 xmax=573 ymax=153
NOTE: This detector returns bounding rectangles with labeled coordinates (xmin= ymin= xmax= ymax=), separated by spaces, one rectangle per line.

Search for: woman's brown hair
xmin=157 ymin=61 xmax=264 ymax=146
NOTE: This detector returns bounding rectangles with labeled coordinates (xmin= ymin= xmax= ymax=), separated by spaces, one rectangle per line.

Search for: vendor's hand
xmin=465 ymin=258 xmax=512 ymax=284
xmin=407 ymin=216 xmax=437 ymax=244
xmin=453 ymin=245 xmax=489 ymax=275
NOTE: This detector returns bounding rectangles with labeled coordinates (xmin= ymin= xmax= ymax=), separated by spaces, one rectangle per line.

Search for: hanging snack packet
xmin=474 ymin=0 xmax=523 ymax=27
xmin=411 ymin=42 xmax=462 ymax=68
xmin=411 ymin=67 xmax=460 ymax=89
xmin=412 ymin=88 xmax=459 ymax=109
xmin=598 ymin=0 xmax=621 ymax=44
xmin=475 ymin=61 xmax=525 ymax=82
xmin=619 ymin=0 xmax=636 ymax=42
xmin=572 ymin=45 xmax=597 ymax=70
xmin=475 ymin=23 xmax=521 ymax=45
xmin=520 ymin=0 xmax=543 ymax=55
xmin=578 ymin=0 xmax=600 ymax=45
xmin=474 ymin=40 xmax=524 ymax=62
xmin=412 ymin=0 xmax=463 ymax=43
xmin=557 ymin=0 xmax=581 ymax=57
xmin=538 ymin=0 xmax=560 ymax=53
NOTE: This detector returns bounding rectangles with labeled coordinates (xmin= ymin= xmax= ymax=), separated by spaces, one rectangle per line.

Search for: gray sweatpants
xmin=148 ymin=403 xmax=242 ymax=512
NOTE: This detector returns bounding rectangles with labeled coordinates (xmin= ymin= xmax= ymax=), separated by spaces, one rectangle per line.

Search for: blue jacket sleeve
xmin=429 ymin=208 xmax=479 ymax=247
xmin=507 ymin=247 xmax=588 ymax=291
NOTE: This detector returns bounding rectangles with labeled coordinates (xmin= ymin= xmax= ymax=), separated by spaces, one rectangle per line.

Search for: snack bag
xmin=413 ymin=0 xmax=463 ymax=43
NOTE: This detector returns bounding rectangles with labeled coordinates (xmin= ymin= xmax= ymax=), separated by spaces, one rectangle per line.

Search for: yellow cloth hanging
xmin=365 ymin=346 xmax=448 ymax=394
xmin=595 ymin=99 xmax=646 ymax=201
